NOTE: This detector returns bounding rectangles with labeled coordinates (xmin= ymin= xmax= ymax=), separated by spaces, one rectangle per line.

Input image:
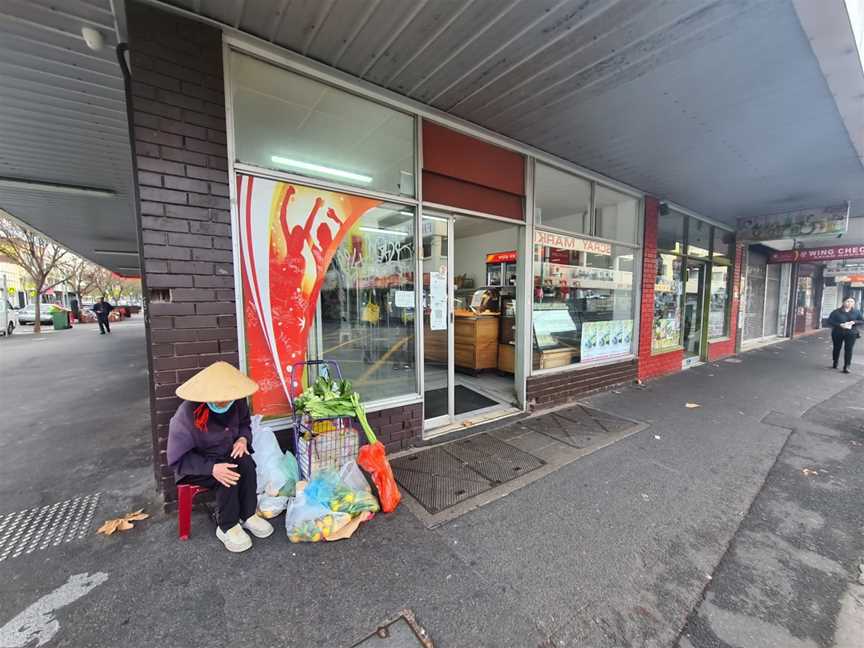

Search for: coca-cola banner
xmin=237 ymin=174 xmax=382 ymax=417
xmin=768 ymin=244 xmax=864 ymax=264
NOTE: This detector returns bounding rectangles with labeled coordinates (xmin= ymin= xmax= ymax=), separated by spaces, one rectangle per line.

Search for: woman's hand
xmin=212 ymin=463 xmax=240 ymax=487
xmin=230 ymin=437 xmax=249 ymax=459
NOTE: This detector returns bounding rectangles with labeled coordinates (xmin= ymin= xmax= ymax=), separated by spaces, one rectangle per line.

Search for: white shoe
xmin=216 ymin=524 xmax=252 ymax=552
xmin=242 ymin=514 xmax=274 ymax=539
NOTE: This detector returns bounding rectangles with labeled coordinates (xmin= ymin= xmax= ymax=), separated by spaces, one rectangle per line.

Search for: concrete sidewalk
xmin=0 ymin=330 xmax=861 ymax=647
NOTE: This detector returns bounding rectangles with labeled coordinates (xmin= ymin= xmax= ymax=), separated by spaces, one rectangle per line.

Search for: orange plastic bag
xmin=357 ymin=441 xmax=401 ymax=513
xmin=351 ymin=393 xmax=401 ymax=513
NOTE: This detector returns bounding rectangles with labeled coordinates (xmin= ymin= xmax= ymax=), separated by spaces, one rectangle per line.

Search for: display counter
xmin=424 ymin=310 xmax=500 ymax=372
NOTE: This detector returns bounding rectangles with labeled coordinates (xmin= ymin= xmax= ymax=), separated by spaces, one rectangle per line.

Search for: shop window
xmin=652 ymin=254 xmax=683 ymax=352
xmin=687 ymin=219 xmax=711 ymax=258
xmin=711 ymin=228 xmax=735 ymax=264
xmin=532 ymin=232 xmax=635 ymax=370
xmin=534 ymin=164 xmax=591 ymax=234
xmin=594 ymin=185 xmax=639 ymax=244
xmin=230 ymin=51 xmax=416 ymax=197
xmin=657 ymin=211 xmax=684 ymax=254
xmin=708 ymin=264 xmax=731 ymax=338
xmin=315 ymin=205 xmax=417 ymax=402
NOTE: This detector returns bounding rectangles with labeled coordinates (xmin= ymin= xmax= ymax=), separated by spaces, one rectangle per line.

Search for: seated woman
xmin=167 ymin=361 xmax=274 ymax=552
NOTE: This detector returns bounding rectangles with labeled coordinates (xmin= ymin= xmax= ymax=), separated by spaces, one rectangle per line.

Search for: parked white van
xmin=1 ymin=298 xmax=18 ymax=336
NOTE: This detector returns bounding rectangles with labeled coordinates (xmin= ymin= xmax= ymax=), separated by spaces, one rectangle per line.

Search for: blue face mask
xmin=207 ymin=400 xmax=234 ymax=414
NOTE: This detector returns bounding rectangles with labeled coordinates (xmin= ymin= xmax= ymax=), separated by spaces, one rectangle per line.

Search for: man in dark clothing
xmin=92 ymin=297 xmax=114 ymax=334
xmin=828 ymin=297 xmax=863 ymax=373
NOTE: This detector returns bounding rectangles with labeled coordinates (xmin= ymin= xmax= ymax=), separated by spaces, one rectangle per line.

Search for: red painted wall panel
xmin=422 ymin=171 xmax=524 ymax=221
xmin=422 ymin=121 xmax=525 ymax=196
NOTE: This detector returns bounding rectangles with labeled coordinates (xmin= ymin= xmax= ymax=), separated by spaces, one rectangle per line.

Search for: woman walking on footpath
xmin=828 ymin=297 xmax=863 ymax=374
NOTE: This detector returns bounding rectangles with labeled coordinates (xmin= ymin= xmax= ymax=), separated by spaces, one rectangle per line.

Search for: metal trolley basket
xmin=287 ymin=360 xmax=361 ymax=480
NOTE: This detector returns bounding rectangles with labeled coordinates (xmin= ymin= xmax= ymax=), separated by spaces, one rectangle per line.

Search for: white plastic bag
xmin=251 ymin=415 xmax=291 ymax=517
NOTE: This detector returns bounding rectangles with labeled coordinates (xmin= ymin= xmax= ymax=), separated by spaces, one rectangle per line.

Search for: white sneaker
xmin=216 ymin=524 xmax=252 ymax=552
xmin=242 ymin=514 xmax=274 ymax=539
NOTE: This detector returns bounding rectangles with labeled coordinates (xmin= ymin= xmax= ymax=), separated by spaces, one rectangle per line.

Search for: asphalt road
xmin=0 ymin=326 xmax=861 ymax=647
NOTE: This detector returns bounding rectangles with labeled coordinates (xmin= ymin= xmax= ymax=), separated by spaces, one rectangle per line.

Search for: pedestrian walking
xmin=828 ymin=297 xmax=863 ymax=374
xmin=92 ymin=297 xmax=114 ymax=334
xmin=167 ymin=361 xmax=274 ymax=553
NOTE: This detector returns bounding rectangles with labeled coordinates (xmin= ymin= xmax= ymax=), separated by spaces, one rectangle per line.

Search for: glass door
xmin=682 ymin=259 xmax=706 ymax=365
xmin=422 ymin=215 xmax=453 ymax=429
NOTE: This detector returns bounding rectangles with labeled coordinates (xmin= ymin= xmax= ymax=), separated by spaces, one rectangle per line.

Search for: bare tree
xmin=0 ymin=215 xmax=72 ymax=333
xmin=91 ymin=268 xmax=121 ymax=302
xmin=60 ymin=256 xmax=99 ymax=316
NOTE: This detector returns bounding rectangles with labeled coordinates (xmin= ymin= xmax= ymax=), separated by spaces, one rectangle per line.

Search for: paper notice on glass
xmin=394 ymin=290 xmax=415 ymax=308
xmin=430 ymin=272 xmax=447 ymax=330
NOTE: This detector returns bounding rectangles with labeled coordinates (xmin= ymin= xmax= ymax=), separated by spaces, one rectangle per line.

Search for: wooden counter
xmin=455 ymin=312 xmax=499 ymax=371
xmin=423 ymin=311 xmax=500 ymax=372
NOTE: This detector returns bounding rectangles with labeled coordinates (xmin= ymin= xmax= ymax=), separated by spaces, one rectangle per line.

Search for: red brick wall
xmin=637 ymin=197 xmax=683 ymax=380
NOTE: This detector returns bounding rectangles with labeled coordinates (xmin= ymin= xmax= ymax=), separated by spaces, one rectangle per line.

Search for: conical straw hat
xmin=175 ymin=361 xmax=259 ymax=402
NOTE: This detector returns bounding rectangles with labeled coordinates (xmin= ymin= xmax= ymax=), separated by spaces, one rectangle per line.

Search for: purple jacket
xmin=166 ymin=400 xmax=252 ymax=481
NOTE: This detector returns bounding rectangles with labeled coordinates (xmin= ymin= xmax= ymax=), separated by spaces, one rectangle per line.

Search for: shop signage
xmin=737 ymin=203 xmax=850 ymax=241
xmin=581 ymin=319 xmax=633 ymax=362
xmin=534 ymin=230 xmax=612 ymax=255
xmin=823 ymin=261 xmax=864 ymax=277
xmin=834 ymin=274 xmax=864 ymax=283
xmin=768 ymin=244 xmax=864 ymax=263
xmin=485 ymin=250 xmax=517 ymax=264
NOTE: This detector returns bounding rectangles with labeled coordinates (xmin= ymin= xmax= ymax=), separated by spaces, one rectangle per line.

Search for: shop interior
xmin=423 ymin=214 xmax=521 ymax=427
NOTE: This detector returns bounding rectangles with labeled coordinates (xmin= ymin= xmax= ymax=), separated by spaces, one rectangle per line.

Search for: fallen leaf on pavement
xmin=685 ymin=403 xmax=701 ymax=409
xmin=802 ymin=468 xmax=819 ymax=477
xmin=97 ymin=509 xmax=150 ymax=536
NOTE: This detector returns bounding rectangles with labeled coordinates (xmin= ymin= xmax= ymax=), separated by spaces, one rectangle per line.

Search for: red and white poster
xmin=237 ymin=174 xmax=381 ymax=417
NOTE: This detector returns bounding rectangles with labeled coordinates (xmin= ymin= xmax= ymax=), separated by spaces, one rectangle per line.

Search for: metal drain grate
xmin=0 ymin=493 xmax=101 ymax=562
xmin=391 ymin=434 xmax=543 ymax=514
xmin=445 ymin=434 xmax=543 ymax=484
xmin=525 ymin=406 xmax=639 ymax=447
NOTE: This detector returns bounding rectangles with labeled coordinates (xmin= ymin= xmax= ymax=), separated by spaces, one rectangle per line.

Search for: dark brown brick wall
xmin=526 ymin=360 xmax=637 ymax=409
xmin=127 ymin=2 xmax=233 ymax=500
xmin=366 ymin=404 xmax=423 ymax=453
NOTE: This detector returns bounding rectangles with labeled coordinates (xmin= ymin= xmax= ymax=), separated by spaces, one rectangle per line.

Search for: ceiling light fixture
xmin=360 ymin=227 xmax=407 ymax=236
xmin=93 ymin=249 xmax=139 ymax=256
xmin=270 ymin=156 xmax=373 ymax=184
xmin=0 ymin=177 xmax=115 ymax=198
xmin=81 ymin=26 xmax=104 ymax=51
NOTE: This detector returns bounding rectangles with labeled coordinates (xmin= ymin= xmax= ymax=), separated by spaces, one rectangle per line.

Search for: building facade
xmin=126 ymin=2 xmax=746 ymax=500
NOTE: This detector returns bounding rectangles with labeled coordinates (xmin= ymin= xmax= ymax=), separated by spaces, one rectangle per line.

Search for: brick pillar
xmin=127 ymin=2 xmax=235 ymax=500
xmin=637 ymin=197 xmax=684 ymax=380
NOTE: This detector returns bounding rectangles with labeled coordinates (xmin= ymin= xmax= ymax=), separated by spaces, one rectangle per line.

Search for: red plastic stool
xmin=177 ymin=484 xmax=209 ymax=540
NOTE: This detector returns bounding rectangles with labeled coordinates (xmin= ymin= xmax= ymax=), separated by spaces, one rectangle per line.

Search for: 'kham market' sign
xmin=737 ymin=203 xmax=850 ymax=242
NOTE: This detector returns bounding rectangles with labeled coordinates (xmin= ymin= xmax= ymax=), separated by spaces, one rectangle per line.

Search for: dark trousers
xmin=831 ymin=329 xmax=856 ymax=368
xmin=98 ymin=317 xmax=110 ymax=333
xmin=179 ymin=454 xmax=257 ymax=532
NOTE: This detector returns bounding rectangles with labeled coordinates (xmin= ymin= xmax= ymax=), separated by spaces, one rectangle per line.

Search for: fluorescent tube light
xmin=0 ymin=177 xmax=115 ymax=198
xmin=94 ymin=250 xmax=139 ymax=256
xmin=360 ymin=227 xmax=407 ymax=236
xmin=270 ymin=156 xmax=372 ymax=184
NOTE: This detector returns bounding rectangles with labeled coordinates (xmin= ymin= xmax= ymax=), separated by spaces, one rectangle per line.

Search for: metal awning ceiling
xmin=0 ymin=0 xmax=138 ymax=275
xmin=161 ymin=0 xmax=864 ymax=228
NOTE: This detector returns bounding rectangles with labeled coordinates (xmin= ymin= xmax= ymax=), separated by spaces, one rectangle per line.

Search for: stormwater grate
xmin=391 ymin=434 xmax=543 ymax=514
xmin=0 ymin=493 xmax=101 ymax=562
xmin=445 ymin=434 xmax=543 ymax=484
xmin=525 ymin=406 xmax=639 ymax=447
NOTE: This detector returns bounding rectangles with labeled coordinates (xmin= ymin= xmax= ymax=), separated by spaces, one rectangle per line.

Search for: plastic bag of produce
xmin=276 ymin=452 xmax=300 ymax=497
xmin=305 ymin=465 xmax=379 ymax=516
xmin=285 ymin=484 xmax=351 ymax=543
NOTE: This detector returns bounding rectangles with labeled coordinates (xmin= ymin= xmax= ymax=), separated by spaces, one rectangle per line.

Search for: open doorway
xmin=422 ymin=212 xmax=523 ymax=435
